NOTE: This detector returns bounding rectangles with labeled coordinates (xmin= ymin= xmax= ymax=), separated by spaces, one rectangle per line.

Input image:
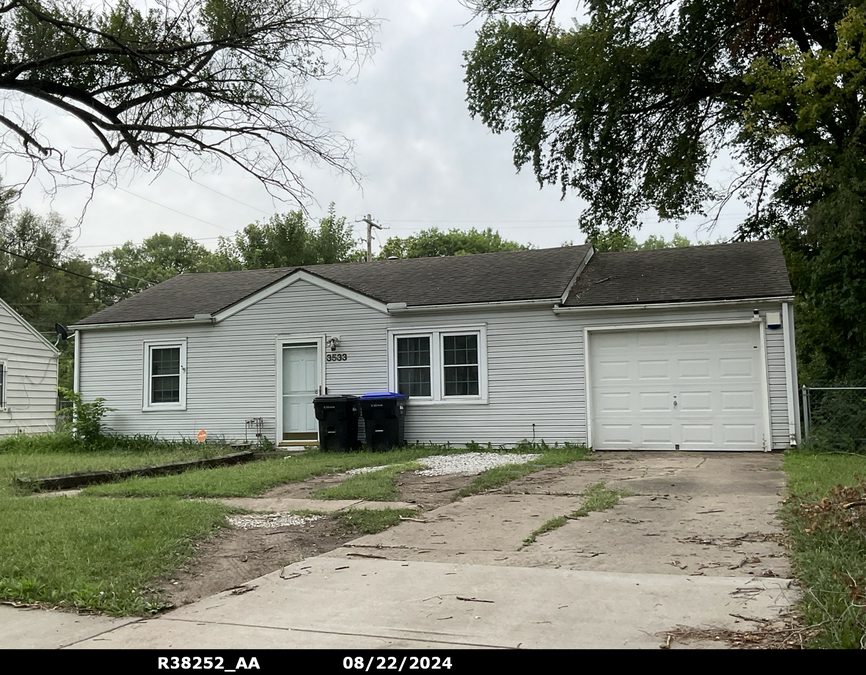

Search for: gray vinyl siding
xmin=0 ymin=304 xmax=58 ymax=437
xmin=78 ymin=280 xmax=390 ymax=442
xmin=77 ymin=280 xmax=796 ymax=449
xmin=391 ymin=307 xmax=584 ymax=447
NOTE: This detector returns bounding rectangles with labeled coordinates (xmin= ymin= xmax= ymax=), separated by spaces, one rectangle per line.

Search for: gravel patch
xmin=346 ymin=453 xmax=541 ymax=478
xmin=227 ymin=513 xmax=324 ymax=530
xmin=417 ymin=453 xmax=540 ymax=476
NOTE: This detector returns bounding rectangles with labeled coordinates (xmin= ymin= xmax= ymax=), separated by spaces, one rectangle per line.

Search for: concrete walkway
xmin=0 ymin=452 xmax=798 ymax=650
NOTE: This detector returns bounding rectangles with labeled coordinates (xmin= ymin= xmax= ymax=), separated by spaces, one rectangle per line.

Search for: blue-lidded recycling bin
xmin=359 ymin=392 xmax=407 ymax=451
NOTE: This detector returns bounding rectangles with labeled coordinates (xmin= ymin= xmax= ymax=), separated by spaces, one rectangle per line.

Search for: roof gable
xmin=0 ymin=297 xmax=61 ymax=354
xmin=74 ymin=246 xmax=592 ymax=326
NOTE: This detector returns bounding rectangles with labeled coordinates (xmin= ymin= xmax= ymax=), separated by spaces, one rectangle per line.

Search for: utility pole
xmin=360 ymin=214 xmax=382 ymax=262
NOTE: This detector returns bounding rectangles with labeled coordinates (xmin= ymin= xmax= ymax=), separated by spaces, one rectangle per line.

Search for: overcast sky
xmin=6 ymin=1 xmax=751 ymax=259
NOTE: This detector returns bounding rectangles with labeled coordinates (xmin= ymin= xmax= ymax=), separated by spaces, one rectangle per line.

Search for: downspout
xmin=73 ymin=329 xmax=80 ymax=393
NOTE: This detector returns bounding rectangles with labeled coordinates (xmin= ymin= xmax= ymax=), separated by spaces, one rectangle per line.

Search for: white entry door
xmin=281 ymin=344 xmax=319 ymax=441
xmin=589 ymin=324 xmax=768 ymax=451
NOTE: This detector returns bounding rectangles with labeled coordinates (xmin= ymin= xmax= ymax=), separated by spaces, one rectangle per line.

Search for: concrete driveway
xmin=1 ymin=452 xmax=798 ymax=649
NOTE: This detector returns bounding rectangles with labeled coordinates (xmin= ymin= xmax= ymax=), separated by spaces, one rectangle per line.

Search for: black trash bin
xmin=313 ymin=395 xmax=361 ymax=452
xmin=360 ymin=392 xmax=408 ymax=451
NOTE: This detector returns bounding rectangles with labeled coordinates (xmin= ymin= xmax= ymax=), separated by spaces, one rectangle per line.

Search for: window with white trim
xmin=390 ymin=328 xmax=487 ymax=402
xmin=143 ymin=341 xmax=186 ymax=410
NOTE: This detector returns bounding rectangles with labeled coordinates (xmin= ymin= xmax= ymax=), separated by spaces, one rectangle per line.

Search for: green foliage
xmin=57 ymin=388 xmax=112 ymax=448
xmin=93 ymin=232 xmax=232 ymax=303
xmin=783 ymin=451 xmax=866 ymax=647
xmin=378 ymin=227 xmax=527 ymax=258
xmin=217 ymin=204 xmax=362 ymax=268
xmin=587 ymin=231 xmax=713 ymax=252
xmin=465 ymin=1 xmax=866 ymax=385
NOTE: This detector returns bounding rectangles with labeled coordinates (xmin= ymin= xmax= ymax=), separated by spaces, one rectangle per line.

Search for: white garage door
xmin=589 ymin=324 xmax=767 ymax=451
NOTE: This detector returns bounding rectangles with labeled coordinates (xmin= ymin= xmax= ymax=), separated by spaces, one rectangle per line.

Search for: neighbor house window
xmin=390 ymin=327 xmax=487 ymax=402
xmin=143 ymin=341 xmax=186 ymax=410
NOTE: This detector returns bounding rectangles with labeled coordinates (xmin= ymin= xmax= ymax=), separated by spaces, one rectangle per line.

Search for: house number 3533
xmin=326 ymin=353 xmax=347 ymax=362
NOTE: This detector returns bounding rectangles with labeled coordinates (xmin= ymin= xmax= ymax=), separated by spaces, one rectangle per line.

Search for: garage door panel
xmin=590 ymin=324 xmax=766 ymax=451
xmin=721 ymin=390 xmax=758 ymax=412
xmin=678 ymin=391 xmax=712 ymax=412
xmin=637 ymin=359 xmax=671 ymax=380
xmin=596 ymin=360 xmax=630 ymax=381
xmin=678 ymin=358 xmax=711 ymax=379
xmin=680 ymin=424 xmax=714 ymax=444
xmin=641 ymin=424 xmax=674 ymax=444
xmin=722 ymin=424 xmax=759 ymax=445
xmin=719 ymin=357 xmax=756 ymax=378
xmin=597 ymin=391 xmax=632 ymax=413
xmin=597 ymin=424 xmax=634 ymax=445
xmin=638 ymin=391 xmax=671 ymax=412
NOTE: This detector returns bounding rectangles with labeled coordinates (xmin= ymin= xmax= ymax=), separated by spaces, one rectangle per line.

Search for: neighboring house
xmin=0 ymin=297 xmax=60 ymax=438
xmin=71 ymin=240 xmax=800 ymax=451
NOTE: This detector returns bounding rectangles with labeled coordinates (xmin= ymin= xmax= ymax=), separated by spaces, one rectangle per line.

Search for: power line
xmin=115 ymin=187 xmax=238 ymax=233
xmin=0 ymin=246 xmax=133 ymax=292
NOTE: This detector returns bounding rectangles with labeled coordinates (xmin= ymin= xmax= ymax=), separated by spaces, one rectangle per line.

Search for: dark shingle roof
xmin=564 ymin=239 xmax=791 ymax=307
xmin=75 ymin=246 xmax=591 ymax=326
xmin=76 ymin=267 xmax=295 ymax=325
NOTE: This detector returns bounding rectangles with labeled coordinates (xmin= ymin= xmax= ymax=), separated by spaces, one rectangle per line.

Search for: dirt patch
xmin=156 ymin=517 xmax=356 ymax=608
xmin=395 ymin=470 xmax=479 ymax=510
xmin=155 ymin=469 xmax=481 ymax=608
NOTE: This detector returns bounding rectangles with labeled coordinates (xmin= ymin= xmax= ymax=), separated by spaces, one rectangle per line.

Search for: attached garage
xmin=560 ymin=240 xmax=798 ymax=452
xmin=587 ymin=323 xmax=769 ymax=451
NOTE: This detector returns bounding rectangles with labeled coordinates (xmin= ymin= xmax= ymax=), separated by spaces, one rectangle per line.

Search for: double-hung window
xmin=390 ymin=327 xmax=487 ymax=403
xmin=143 ymin=340 xmax=186 ymax=410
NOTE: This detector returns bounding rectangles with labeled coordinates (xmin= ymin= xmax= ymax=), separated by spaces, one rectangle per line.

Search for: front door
xmin=281 ymin=343 xmax=319 ymax=442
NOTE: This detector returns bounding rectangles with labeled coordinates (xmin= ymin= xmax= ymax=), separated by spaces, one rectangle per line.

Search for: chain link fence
xmin=802 ymin=386 xmax=866 ymax=450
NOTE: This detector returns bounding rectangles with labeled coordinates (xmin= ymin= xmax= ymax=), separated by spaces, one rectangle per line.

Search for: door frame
xmin=275 ymin=335 xmax=325 ymax=442
xmin=583 ymin=319 xmax=771 ymax=451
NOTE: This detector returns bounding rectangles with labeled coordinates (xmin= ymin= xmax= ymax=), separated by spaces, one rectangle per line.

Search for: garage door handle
xmin=673 ymin=398 xmax=678 ymax=408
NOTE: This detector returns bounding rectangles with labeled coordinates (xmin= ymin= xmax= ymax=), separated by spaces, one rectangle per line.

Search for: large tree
xmin=463 ymin=0 xmax=866 ymax=384
xmin=218 ymin=203 xmax=361 ymax=268
xmin=378 ymin=227 xmax=526 ymax=258
xmin=0 ymin=201 xmax=102 ymax=387
xmin=462 ymin=0 xmax=850 ymax=234
xmin=93 ymin=231 xmax=230 ymax=303
xmin=0 ymin=0 xmax=377 ymax=204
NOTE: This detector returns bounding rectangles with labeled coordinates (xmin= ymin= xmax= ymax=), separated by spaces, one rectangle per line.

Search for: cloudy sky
xmin=7 ymin=1 xmax=750 ymax=259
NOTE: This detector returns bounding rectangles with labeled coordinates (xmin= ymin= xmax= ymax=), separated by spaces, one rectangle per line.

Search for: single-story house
xmin=0 ymin=297 xmax=60 ymax=438
xmin=71 ymin=240 xmax=800 ymax=451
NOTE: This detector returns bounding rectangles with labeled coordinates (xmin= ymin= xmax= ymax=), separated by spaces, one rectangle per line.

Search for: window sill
xmin=405 ymin=398 xmax=488 ymax=406
xmin=142 ymin=404 xmax=187 ymax=412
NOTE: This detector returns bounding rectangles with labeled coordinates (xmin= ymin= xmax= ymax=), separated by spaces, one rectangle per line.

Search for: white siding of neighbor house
xmin=0 ymin=301 xmax=59 ymax=437
xmin=77 ymin=279 xmax=796 ymax=450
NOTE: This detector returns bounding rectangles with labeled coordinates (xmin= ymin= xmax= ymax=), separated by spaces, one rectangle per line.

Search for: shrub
xmin=57 ymin=388 xmax=113 ymax=448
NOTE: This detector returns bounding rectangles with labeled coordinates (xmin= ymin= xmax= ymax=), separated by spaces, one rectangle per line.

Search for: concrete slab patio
xmin=1 ymin=452 xmax=799 ymax=650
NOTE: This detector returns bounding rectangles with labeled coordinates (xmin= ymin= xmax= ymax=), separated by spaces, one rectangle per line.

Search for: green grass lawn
xmin=84 ymin=447 xmax=464 ymax=498
xmin=312 ymin=462 xmax=423 ymax=501
xmin=783 ymin=449 xmax=866 ymax=648
xmin=0 ymin=495 xmax=231 ymax=615
xmin=0 ymin=436 xmax=589 ymax=616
